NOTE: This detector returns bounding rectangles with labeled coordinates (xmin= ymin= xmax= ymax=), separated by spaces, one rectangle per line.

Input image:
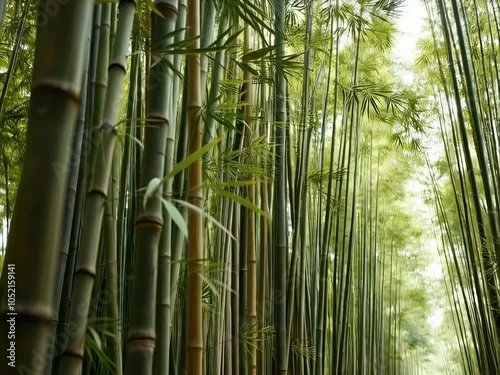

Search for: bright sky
xmin=393 ymin=2 xmax=449 ymax=372
xmin=394 ymin=0 xmax=427 ymax=65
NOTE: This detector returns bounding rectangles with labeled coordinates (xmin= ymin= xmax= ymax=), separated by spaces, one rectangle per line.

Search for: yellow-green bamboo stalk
xmin=243 ymin=20 xmax=257 ymax=375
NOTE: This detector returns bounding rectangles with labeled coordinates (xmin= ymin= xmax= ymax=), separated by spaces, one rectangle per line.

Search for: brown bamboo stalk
xmin=186 ymin=0 xmax=203 ymax=370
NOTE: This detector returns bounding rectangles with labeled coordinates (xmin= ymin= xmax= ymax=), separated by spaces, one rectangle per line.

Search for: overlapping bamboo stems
xmin=124 ymin=1 xmax=178 ymax=373
xmin=200 ymin=0 xmax=215 ymax=97
xmin=54 ymin=7 xmax=103 ymax=365
xmin=242 ymin=17 xmax=257 ymax=375
xmin=331 ymin=96 xmax=350 ymax=373
xmin=425 ymin=3 xmax=494 ymax=365
xmin=334 ymin=17 xmax=363 ymax=373
xmin=357 ymin=143 xmax=371 ymax=374
xmin=67 ymin=8 xmax=112 ymax=368
xmin=57 ymin=2 xmax=136 ymax=373
xmin=116 ymin=26 xmax=140 ymax=356
xmin=454 ymin=0 xmax=500 ymax=335
xmin=448 ymin=0 xmax=500 ymax=301
xmin=167 ymin=83 xmax=188 ymax=374
xmin=440 ymin=105 xmax=492 ymax=370
xmin=199 ymin=21 xmax=241 ymax=369
xmin=206 ymin=195 xmax=233 ymax=375
xmin=315 ymin=3 xmax=340 ymax=373
xmin=204 ymin=6 xmax=229 ymax=148
xmin=257 ymin=53 xmax=271 ymax=375
xmin=286 ymin=1 xmax=313 ymax=371
xmin=431 ymin=0 xmax=500 ymax=370
xmin=50 ymin=33 xmax=92 ymax=375
xmin=428 ymin=157 xmax=481 ymax=372
xmin=153 ymin=2 xmax=180 ymax=374
xmin=423 ymin=1 xmax=500 ymax=369
xmin=273 ymin=0 xmax=288 ymax=372
xmin=202 ymin=13 xmax=248 ymax=370
xmin=102 ymin=146 xmax=122 ymax=374
xmin=167 ymin=0 xmax=187 ymax=328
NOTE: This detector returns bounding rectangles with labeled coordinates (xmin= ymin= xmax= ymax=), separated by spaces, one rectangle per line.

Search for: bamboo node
xmin=135 ymin=216 xmax=164 ymax=231
xmin=127 ymin=336 xmax=156 ymax=349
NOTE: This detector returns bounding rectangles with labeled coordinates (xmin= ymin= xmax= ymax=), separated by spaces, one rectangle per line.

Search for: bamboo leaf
xmin=197 ymin=272 xmax=220 ymax=297
xmin=162 ymin=198 xmax=188 ymax=238
xmin=87 ymin=327 xmax=103 ymax=351
xmin=172 ymin=198 xmax=235 ymax=239
xmin=144 ymin=177 xmax=162 ymax=209
xmin=204 ymin=180 xmax=262 ymax=189
xmin=147 ymin=0 xmax=165 ymax=18
xmin=213 ymin=189 xmax=268 ymax=217
xmin=161 ymin=137 xmax=221 ymax=183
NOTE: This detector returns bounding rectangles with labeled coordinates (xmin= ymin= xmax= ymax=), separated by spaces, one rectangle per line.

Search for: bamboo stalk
xmin=185 ymin=0 xmax=203 ymax=370
xmin=0 ymin=1 xmax=93 ymax=373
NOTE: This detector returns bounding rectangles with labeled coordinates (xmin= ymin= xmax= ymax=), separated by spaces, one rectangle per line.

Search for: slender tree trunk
xmin=274 ymin=0 xmax=288 ymax=369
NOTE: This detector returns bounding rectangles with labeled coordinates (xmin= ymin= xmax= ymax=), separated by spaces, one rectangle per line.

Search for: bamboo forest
xmin=2 ymin=0 xmax=500 ymax=374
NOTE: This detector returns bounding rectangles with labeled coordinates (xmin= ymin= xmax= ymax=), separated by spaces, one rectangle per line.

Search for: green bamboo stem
xmin=50 ymin=35 xmax=92 ymax=374
xmin=435 ymin=0 xmax=500 ymax=361
xmin=239 ymin=202 xmax=248 ymax=374
xmin=153 ymin=2 xmax=178 ymax=373
xmin=273 ymin=0 xmax=288 ymax=371
xmin=104 ymin=146 xmax=122 ymax=374
xmin=57 ymin=2 xmax=136 ymax=373
xmin=200 ymin=0 xmax=215 ymax=99
xmin=257 ymin=66 xmax=271 ymax=375
xmin=231 ymin=199 xmax=241 ymax=375
xmin=315 ymin=3 xmax=339 ymax=373
xmin=167 ymin=0 xmax=188 ymax=328
xmin=203 ymin=5 xmax=228 ymax=147
xmin=125 ymin=1 xmax=178 ymax=373
xmin=116 ymin=29 xmax=139 ymax=327
xmin=0 ymin=1 xmax=93 ymax=373
xmin=155 ymin=65 xmax=176 ymax=375
xmin=54 ymin=6 xmax=102 ymax=365
xmin=286 ymin=1 xmax=313 ymax=369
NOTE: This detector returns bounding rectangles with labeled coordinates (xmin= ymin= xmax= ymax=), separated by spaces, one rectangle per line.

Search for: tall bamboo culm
xmin=125 ymin=0 xmax=178 ymax=373
xmin=0 ymin=1 xmax=93 ymax=373
xmin=186 ymin=0 xmax=203 ymax=372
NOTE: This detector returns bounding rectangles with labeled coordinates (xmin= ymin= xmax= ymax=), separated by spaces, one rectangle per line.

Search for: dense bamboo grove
xmin=0 ymin=0 xmax=498 ymax=374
